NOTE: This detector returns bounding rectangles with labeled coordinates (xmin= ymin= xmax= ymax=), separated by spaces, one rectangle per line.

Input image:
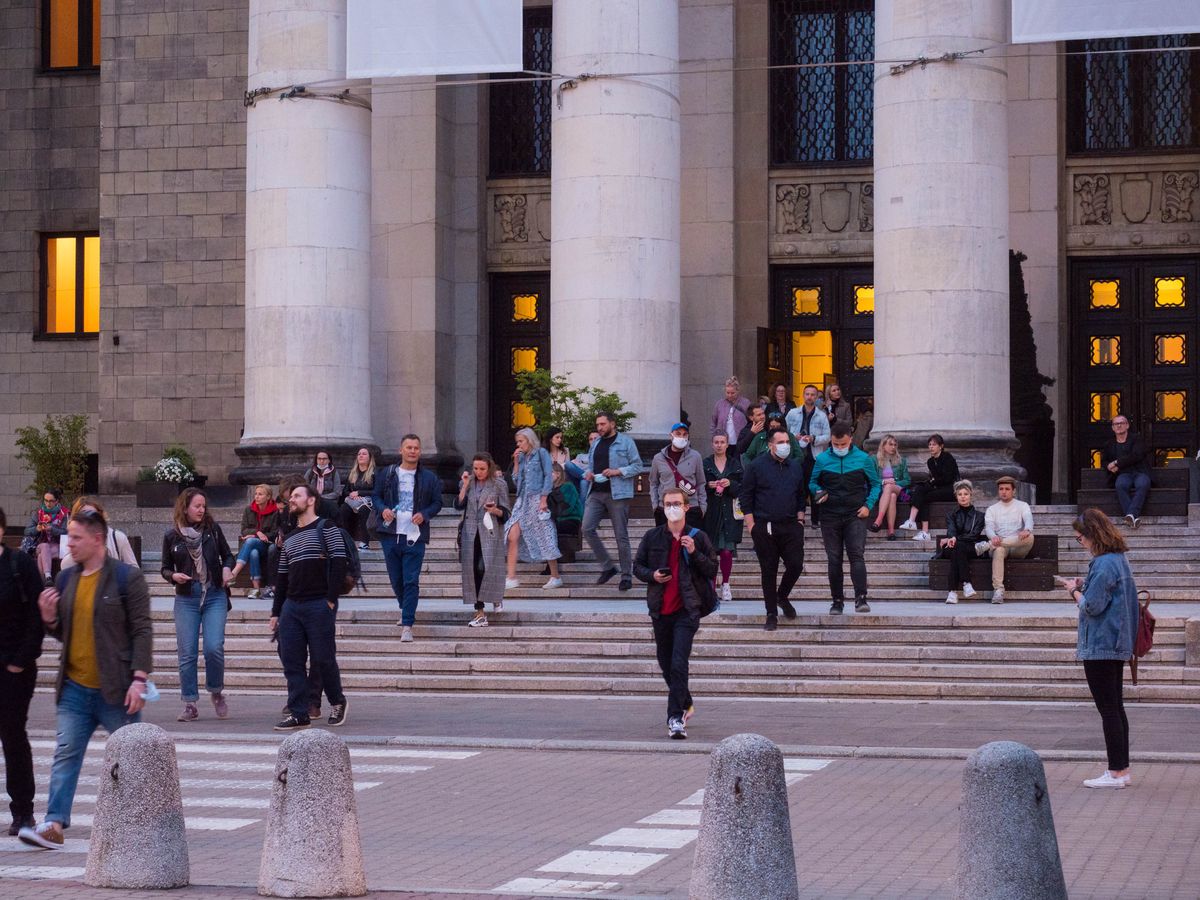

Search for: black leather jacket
xmin=160 ymin=524 xmax=234 ymax=595
xmin=945 ymin=506 xmax=986 ymax=543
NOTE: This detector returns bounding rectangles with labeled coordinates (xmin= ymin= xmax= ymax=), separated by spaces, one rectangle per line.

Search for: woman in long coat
xmin=702 ymin=432 xmax=744 ymax=604
xmin=456 ymin=453 xmax=510 ymax=628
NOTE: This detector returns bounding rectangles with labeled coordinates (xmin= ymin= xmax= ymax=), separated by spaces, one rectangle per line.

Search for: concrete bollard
xmin=955 ymin=741 xmax=1067 ymax=900
xmin=258 ymin=730 xmax=367 ymax=898
xmin=688 ymin=733 xmax=799 ymax=900
xmin=84 ymin=722 xmax=189 ymax=889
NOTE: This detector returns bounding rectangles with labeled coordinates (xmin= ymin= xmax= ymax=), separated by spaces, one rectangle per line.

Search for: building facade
xmin=0 ymin=0 xmax=1197 ymax=511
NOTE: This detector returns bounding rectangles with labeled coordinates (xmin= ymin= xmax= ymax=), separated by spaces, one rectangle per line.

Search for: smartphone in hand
xmin=656 ymin=567 xmax=671 ymax=580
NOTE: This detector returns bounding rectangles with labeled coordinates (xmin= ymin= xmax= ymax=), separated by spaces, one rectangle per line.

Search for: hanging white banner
xmin=347 ymin=0 xmax=524 ymax=78
xmin=1012 ymin=0 xmax=1200 ymax=43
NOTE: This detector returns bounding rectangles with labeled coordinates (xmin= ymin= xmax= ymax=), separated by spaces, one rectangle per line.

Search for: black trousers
xmin=945 ymin=541 xmax=981 ymax=589
xmin=0 ymin=665 xmax=37 ymax=820
xmin=802 ymin=455 xmax=819 ymax=524
xmin=651 ymin=611 xmax=698 ymax=721
xmin=1084 ymin=659 xmax=1130 ymax=771
xmin=909 ymin=483 xmax=955 ymax=524
xmin=749 ymin=519 xmax=806 ymax=617
xmin=821 ymin=516 xmax=868 ymax=601
xmin=339 ymin=502 xmax=372 ymax=545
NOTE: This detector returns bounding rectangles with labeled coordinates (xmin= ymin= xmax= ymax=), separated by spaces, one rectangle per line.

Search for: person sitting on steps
xmin=1101 ymin=415 xmax=1151 ymax=528
xmin=977 ymin=476 xmax=1034 ymax=604
xmin=898 ymin=434 xmax=959 ymax=542
xmin=938 ymin=480 xmax=986 ymax=604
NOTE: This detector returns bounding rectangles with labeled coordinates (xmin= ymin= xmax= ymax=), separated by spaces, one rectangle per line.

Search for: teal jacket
xmin=873 ymin=456 xmax=911 ymax=488
xmin=809 ymin=446 xmax=882 ymax=519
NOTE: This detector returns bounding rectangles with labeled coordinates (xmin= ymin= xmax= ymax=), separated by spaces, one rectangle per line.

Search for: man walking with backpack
xmin=634 ymin=487 xmax=718 ymax=740
xmin=19 ymin=509 xmax=152 ymax=850
xmin=270 ymin=484 xmax=349 ymax=731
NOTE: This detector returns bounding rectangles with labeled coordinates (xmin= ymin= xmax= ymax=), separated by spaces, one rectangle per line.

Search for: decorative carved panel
xmin=487 ymin=178 xmax=550 ymax=270
xmin=1066 ymin=156 xmax=1200 ymax=253
xmin=769 ymin=171 xmax=873 ymax=261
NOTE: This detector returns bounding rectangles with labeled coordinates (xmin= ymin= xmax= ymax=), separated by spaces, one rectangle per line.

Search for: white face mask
xmin=831 ymin=445 xmax=850 ymax=457
xmin=773 ymin=443 xmax=791 ymax=460
xmin=671 ymin=436 xmax=689 ymax=450
xmin=664 ymin=506 xmax=685 ymax=522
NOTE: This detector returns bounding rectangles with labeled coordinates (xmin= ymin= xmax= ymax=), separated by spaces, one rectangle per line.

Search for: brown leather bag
xmin=1128 ymin=590 xmax=1155 ymax=685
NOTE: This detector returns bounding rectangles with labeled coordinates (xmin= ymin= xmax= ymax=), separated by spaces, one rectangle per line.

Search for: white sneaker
xmin=1123 ymin=514 xmax=1135 ymax=527
xmin=1083 ymin=771 xmax=1127 ymax=789
xmin=246 ymin=588 xmax=260 ymax=599
xmin=721 ymin=583 xmax=732 ymax=602
xmin=467 ymin=614 xmax=488 ymax=628
xmin=962 ymin=582 xmax=976 ymax=598
xmin=945 ymin=591 xmax=958 ymax=604
xmin=400 ymin=626 xmax=413 ymax=643
xmin=898 ymin=520 xmax=917 ymax=531
xmin=915 ymin=531 xmax=932 ymax=542
xmin=542 ymin=577 xmax=563 ymax=589
xmin=974 ymin=541 xmax=992 ymax=555
xmin=991 ymin=588 xmax=1005 ymax=604
xmin=504 ymin=578 xmax=520 ymax=590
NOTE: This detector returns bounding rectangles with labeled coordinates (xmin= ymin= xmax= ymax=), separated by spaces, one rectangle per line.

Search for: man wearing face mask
xmin=633 ymin=487 xmax=718 ymax=739
xmin=809 ymin=422 xmax=881 ymax=615
xmin=648 ymin=423 xmax=707 ymax=529
xmin=739 ymin=429 xmax=808 ymax=631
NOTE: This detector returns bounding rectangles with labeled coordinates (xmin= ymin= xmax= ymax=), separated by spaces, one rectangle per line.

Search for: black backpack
xmin=317 ymin=519 xmax=363 ymax=596
xmin=681 ymin=528 xmax=718 ymax=618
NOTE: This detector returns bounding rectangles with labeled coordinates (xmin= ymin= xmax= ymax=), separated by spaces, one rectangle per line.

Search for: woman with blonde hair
xmin=60 ymin=496 xmax=138 ymax=568
xmin=825 ymin=383 xmax=851 ymax=427
xmin=160 ymin=488 xmax=235 ymax=722
xmin=868 ymin=434 xmax=910 ymax=539
xmin=505 ymin=427 xmax=562 ymax=590
xmin=227 ymin=484 xmax=279 ymax=598
xmin=339 ymin=447 xmax=377 ymax=550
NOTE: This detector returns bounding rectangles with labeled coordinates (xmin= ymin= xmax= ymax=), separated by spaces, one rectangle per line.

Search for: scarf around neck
xmin=312 ymin=465 xmax=333 ymax=495
xmin=251 ymin=499 xmax=278 ymax=530
xmin=180 ymin=526 xmax=208 ymax=585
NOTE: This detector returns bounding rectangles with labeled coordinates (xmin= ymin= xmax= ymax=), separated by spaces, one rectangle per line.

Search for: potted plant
xmin=134 ymin=449 xmax=197 ymax=508
xmin=14 ymin=414 xmax=90 ymax=500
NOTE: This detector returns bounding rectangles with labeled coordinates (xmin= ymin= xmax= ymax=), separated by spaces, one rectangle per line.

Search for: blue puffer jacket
xmin=1076 ymin=552 xmax=1139 ymax=661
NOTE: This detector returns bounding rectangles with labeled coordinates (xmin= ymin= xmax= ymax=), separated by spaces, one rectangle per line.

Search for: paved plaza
xmin=3 ymin=690 xmax=1200 ymax=898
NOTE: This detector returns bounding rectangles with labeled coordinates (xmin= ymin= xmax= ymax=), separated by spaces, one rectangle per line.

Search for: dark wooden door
xmin=757 ymin=327 xmax=793 ymax=399
xmin=1070 ymin=256 xmax=1200 ymax=495
xmin=489 ymin=272 xmax=550 ymax=458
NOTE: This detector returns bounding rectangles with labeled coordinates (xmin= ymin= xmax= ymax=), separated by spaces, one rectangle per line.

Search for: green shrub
xmin=514 ymin=369 xmax=634 ymax=453
xmin=14 ymin=414 xmax=91 ymax=500
xmin=162 ymin=444 xmax=197 ymax=474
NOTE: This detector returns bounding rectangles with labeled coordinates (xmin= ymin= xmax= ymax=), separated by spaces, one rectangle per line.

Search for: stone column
xmin=872 ymin=0 xmax=1022 ymax=480
xmin=235 ymin=0 xmax=374 ymax=482
xmin=551 ymin=0 xmax=681 ymax=437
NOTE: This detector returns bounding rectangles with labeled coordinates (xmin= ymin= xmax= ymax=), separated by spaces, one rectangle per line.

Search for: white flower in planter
xmin=153 ymin=456 xmax=194 ymax=485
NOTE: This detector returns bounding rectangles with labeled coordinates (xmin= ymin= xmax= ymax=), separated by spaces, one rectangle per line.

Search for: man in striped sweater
xmin=269 ymin=483 xmax=349 ymax=731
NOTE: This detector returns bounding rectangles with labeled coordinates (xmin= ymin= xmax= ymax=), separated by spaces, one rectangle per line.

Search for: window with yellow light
xmin=44 ymin=0 xmax=100 ymax=70
xmin=790 ymin=331 xmax=832 ymax=397
xmin=42 ymin=234 xmax=99 ymax=337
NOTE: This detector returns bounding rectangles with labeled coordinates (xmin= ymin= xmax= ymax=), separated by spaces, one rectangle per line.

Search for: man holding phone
xmin=633 ymin=487 xmax=718 ymax=739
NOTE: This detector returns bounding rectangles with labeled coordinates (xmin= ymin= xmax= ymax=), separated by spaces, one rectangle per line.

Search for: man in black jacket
xmin=634 ymin=487 xmax=718 ymax=740
xmin=0 ymin=507 xmax=44 ymax=837
xmin=739 ymin=429 xmax=807 ymax=631
xmin=1102 ymin=415 xmax=1151 ymax=527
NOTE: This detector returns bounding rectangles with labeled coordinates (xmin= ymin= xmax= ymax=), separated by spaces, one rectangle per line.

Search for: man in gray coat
xmin=19 ymin=510 xmax=152 ymax=850
xmin=648 ymin=422 xmax=707 ymax=529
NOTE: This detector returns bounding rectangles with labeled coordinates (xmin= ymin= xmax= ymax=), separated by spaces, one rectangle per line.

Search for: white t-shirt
xmin=985 ymin=499 xmax=1033 ymax=540
xmin=393 ymin=468 xmax=419 ymax=541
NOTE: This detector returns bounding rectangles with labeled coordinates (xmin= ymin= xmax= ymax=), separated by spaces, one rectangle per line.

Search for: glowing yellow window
xmin=1154 ymin=276 xmax=1186 ymax=309
xmin=44 ymin=234 xmax=100 ymax=336
xmin=790 ymin=330 xmax=832 ymax=394
xmin=47 ymin=0 xmax=99 ymax=69
xmin=1089 ymin=449 xmax=1103 ymax=469
xmin=512 ymin=293 xmax=538 ymax=322
xmin=83 ymin=236 xmax=99 ymax=332
xmin=1089 ymin=392 xmax=1120 ymax=423
xmin=511 ymin=402 xmax=536 ymax=428
xmin=1157 ymin=448 xmax=1187 ymax=465
xmin=1089 ymin=336 xmax=1120 ymax=366
xmin=1089 ymin=280 xmax=1119 ymax=309
xmin=792 ymin=287 xmax=820 ymax=316
xmin=511 ymin=347 xmax=538 ymax=374
xmin=852 ymin=340 xmax=875 ymax=370
xmin=853 ymin=285 xmax=874 ymax=315
xmin=1155 ymin=334 xmax=1186 ymax=366
xmin=1156 ymin=391 xmax=1187 ymax=422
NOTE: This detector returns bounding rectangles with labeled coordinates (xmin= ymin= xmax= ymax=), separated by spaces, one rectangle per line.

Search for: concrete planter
xmin=135 ymin=481 xmax=182 ymax=508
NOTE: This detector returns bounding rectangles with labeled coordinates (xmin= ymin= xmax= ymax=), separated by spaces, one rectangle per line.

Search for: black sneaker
xmin=829 ymin=600 xmax=844 ymax=615
xmin=763 ymin=617 xmax=778 ymax=632
xmin=8 ymin=815 xmax=35 ymax=837
xmin=596 ymin=567 xmax=619 ymax=585
xmin=618 ymin=577 xmax=632 ymax=592
xmin=855 ymin=598 xmax=871 ymax=613
xmin=779 ymin=600 xmax=797 ymax=619
xmin=328 ymin=699 xmax=349 ymax=727
xmin=273 ymin=714 xmax=311 ymax=732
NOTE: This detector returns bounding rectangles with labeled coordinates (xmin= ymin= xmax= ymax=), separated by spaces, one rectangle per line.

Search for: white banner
xmin=347 ymin=0 xmax=523 ymax=79
xmin=1013 ymin=0 xmax=1200 ymax=43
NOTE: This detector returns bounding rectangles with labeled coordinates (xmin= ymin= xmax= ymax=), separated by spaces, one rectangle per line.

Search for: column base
xmin=230 ymin=440 xmax=382 ymax=486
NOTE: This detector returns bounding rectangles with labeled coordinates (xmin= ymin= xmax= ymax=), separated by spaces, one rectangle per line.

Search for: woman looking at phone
xmin=456 ymin=454 xmax=510 ymax=627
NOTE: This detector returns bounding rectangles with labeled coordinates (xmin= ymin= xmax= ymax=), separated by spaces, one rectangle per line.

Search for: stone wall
xmin=0 ymin=0 xmax=100 ymax=513
xmin=97 ymin=0 xmax=247 ymax=492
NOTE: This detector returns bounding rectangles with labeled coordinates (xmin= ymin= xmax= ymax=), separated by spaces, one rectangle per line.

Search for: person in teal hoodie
xmin=809 ymin=422 xmax=881 ymax=615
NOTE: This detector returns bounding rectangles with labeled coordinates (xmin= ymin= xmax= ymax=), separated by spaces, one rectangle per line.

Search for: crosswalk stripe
xmin=0 ymin=864 xmax=86 ymax=880
xmin=590 ymin=828 xmax=697 ymax=850
xmin=33 ymin=793 xmax=270 ymax=810
xmin=29 ymin=739 xmax=478 ymax=761
xmin=537 ymin=850 xmax=667 ymax=877
xmin=69 ymin=776 xmax=381 ymax=792
xmin=783 ymin=758 xmax=832 ymax=772
xmin=495 ymin=877 xmax=621 ymax=895
xmin=0 ymin=837 xmax=89 ymax=855
xmin=32 ymin=757 xmax=430 ymax=775
xmin=636 ymin=809 xmax=701 ymax=826
xmin=67 ymin=813 xmax=256 ymax=831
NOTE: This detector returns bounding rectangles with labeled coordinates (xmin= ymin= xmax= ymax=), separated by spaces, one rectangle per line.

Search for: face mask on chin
xmin=831 ymin=445 xmax=850 ymax=457
xmin=671 ymin=436 xmax=689 ymax=450
xmin=664 ymin=506 xmax=685 ymax=523
xmin=772 ymin=443 xmax=792 ymax=460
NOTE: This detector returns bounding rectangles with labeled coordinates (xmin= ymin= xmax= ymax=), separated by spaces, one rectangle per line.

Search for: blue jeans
xmin=236 ymin=537 xmax=269 ymax=581
xmin=278 ymin=597 xmax=345 ymax=718
xmin=1114 ymin=472 xmax=1151 ymax=518
xmin=173 ymin=581 xmax=228 ymax=702
xmin=46 ymin=680 xmax=138 ymax=827
xmin=380 ymin=535 xmax=426 ymax=626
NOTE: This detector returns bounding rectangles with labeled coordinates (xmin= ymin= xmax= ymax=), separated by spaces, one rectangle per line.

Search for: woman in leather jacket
xmin=938 ymin=480 xmax=986 ymax=604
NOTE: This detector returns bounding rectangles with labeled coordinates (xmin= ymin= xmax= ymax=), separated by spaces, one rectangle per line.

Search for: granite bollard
xmin=689 ymin=733 xmax=799 ymax=900
xmin=955 ymin=741 xmax=1067 ymax=900
xmin=83 ymin=722 xmax=189 ymax=888
xmin=258 ymin=730 xmax=367 ymax=898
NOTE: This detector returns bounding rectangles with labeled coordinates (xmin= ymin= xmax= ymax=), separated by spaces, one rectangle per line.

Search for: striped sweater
xmin=271 ymin=519 xmax=347 ymax=615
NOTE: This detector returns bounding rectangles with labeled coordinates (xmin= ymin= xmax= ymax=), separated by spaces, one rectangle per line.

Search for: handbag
xmin=1128 ymin=589 xmax=1156 ymax=685
xmin=663 ymin=455 xmax=698 ymax=496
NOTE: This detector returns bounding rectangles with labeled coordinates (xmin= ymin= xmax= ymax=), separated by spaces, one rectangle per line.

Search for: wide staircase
xmin=36 ymin=498 xmax=1200 ymax=704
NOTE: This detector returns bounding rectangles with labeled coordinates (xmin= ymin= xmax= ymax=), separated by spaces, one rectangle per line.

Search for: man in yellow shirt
xmin=18 ymin=510 xmax=152 ymax=850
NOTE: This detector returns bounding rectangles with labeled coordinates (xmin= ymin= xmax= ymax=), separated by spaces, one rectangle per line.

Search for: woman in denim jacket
xmin=1061 ymin=508 xmax=1139 ymax=789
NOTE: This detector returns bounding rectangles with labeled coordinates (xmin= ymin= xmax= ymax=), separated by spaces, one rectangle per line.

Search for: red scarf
xmin=250 ymin=499 xmax=278 ymax=530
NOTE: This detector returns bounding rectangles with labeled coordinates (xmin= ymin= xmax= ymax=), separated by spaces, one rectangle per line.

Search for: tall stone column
xmin=872 ymin=0 xmax=1022 ymax=480
xmin=235 ymin=0 xmax=374 ymax=482
xmin=551 ymin=0 xmax=681 ymax=437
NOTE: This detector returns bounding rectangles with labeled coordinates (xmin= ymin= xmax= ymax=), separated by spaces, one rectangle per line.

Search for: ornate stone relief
xmin=1067 ymin=157 xmax=1200 ymax=252
xmin=768 ymin=173 xmax=873 ymax=260
xmin=487 ymin=179 xmax=550 ymax=270
xmin=1074 ymin=174 xmax=1111 ymax=226
xmin=775 ymin=184 xmax=811 ymax=234
xmin=1162 ymin=172 xmax=1198 ymax=224
xmin=494 ymin=194 xmax=528 ymax=242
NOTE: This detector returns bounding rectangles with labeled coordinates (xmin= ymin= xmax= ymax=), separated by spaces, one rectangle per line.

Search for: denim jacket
xmin=515 ymin=447 xmax=554 ymax=500
xmin=1076 ymin=552 xmax=1139 ymax=661
xmin=585 ymin=433 xmax=643 ymax=501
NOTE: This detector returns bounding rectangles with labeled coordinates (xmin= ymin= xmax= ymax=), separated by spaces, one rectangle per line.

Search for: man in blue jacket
xmin=372 ymin=435 xmax=443 ymax=642
xmin=582 ymin=411 xmax=643 ymax=591
xmin=809 ymin=422 xmax=881 ymax=615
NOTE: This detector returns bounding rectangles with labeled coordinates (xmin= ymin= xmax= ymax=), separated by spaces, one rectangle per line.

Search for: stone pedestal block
xmin=83 ymin=723 xmax=189 ymax=889
xmin=259 ymin=730 xmax=366 ymax=898
xmin=955 ymin=741 xmax=1067 ymax=900
xmin=689 ymin=733 xmax=798 ymax=900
